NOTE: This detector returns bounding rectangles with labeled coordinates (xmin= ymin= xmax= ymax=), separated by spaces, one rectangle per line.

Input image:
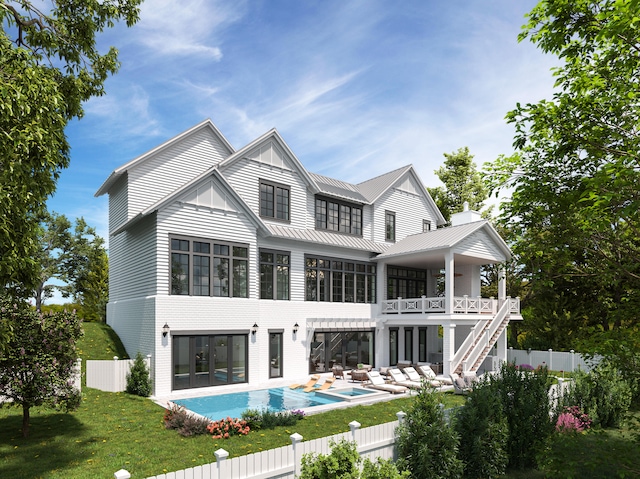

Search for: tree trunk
xmin=22 ymin=404 xmax=30 ymax=438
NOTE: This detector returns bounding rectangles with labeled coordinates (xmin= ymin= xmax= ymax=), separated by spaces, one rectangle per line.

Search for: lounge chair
xmin=401 ymin=366 xmax=436 ymax=388
xmin=366 ymin=371 xmax=407 ymax=394
xmin=450 ymin=373 xmax=471 ymax=394
xmin=417 ymin=365 xmax=450 ymax=386
xmin=462 ymin=371 xmax=479 ymax=389
xmin=290 ymin=374 xmax=320 ymax=390
xmin=304 ymin=377 xmax=335 ymax=393
xmin=388 ymin=368 xmax=422 ymax=390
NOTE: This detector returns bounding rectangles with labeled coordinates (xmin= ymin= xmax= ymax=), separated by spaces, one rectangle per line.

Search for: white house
xmin=96 ymin=119 xmax=521 ymax=397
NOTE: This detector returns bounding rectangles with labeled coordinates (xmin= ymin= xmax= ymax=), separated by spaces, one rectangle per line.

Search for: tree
xmin=0 ymin=295 xmax=83 ymax=438
xmin=126 ymin=352 xmax=152 ymax=397
xmin=427 ymin=147 xmax=489 ymax=223
xmin=0 ymin=0 xmax=141 ymax=295
xmin=485 ymin=0 xmax=640 ymax=349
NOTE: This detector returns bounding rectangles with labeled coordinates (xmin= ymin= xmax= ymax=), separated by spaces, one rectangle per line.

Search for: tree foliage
xmin=0 ymin=0 xmax=141 ymax=294
xmin=0 ymin=295 xmax=83 ymax=438
xmin=126 ymin=352 xmax=152 ymax=397
xmin=428 ymin=147 xmax=489 ymax=223
xmin=486 ymin=0 xmax=640 ymax=349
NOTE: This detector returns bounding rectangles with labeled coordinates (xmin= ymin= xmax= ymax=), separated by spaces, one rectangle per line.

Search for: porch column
xmin=442 ymin=322 xmax=455 ymax=376
xmin=498 ymin=263 xmax=506 ymax=305
xmin=375 ymin=323 xmax=387 ymax=367
xmin=444 ymin=251 xmax=455 ymax=314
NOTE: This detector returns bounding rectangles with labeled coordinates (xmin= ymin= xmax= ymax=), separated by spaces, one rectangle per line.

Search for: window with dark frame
xmin=305 ymin=255 xmax=376 ymax=303
xmin=419 ymin=327 xmax=427 ymax=363
xmin=422 ymin=219 xmax=431 ymax=232
xmin=260 ymin=250 xmax=290 ymax=300
xmin=260 ymin=180 xmax=290 ymax=221
xmin=315 ymin=196 xmax=362 ymax=236
xmin=404 ymin=327 xmax=413 ymax=363
xmin=385 ymin=211 xmax=396 ymax=242
xmin=170 ymin=236 xmax=248 ymax=298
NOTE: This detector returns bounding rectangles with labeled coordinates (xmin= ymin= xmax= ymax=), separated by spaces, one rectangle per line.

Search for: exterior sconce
xmin=162 ymin=323 xmax=170 ymax=337
xmin=251 ymin=323 xmax=259 ymax=336
xmin=293 ymin=322 xmax=299 ymax=334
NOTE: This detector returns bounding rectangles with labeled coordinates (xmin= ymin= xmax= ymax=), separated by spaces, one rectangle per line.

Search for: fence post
xmin=290 ymin=433 xmax=303 ymax=477
xmin=396 ymin=411 xmax=406 ymax=425
xmin=114 ymin=469 xmax=130 ymax=479
xmin=548 ymin=349 xmax=553 ymax=371
xmin=113 ymin=356 xmax=119 ymax=392
xmin=75 ymin=358 xmax=82 ymax=392
xmin=348 ymin=420 xmax=360 ymax=444
xmin=214 ymin=448 xmax=229 ymax=479
xmin=146 ymin=354 xmax=153 ymax=387
xmin=570 ymin=349 xmax=575 ymax=372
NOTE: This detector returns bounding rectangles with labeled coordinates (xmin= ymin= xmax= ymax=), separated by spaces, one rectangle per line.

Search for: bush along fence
xmin=113 ymin=413 xmax=407 ymax=479
xmin=507 ymin=348 xmax=595 ymax=373
xmin=86 ymin=355 xmax=152 ymax=393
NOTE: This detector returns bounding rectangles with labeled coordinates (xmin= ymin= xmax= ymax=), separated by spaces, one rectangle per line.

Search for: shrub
xmin=395 ymin=388 xmax=463 ymax=478
xmin=125 ymin=352 xmax=152 ymax=397
xmin=556 ymin=406 xmax=591 ymax=434
xmin=455 ymin=377 xmax=509 ymax=479
xmin=299 ymin=439 xmax=409 ymax=479
xmin=241 ymin=407 xmax=304 ymax=430
xmin=562 ymin=359 xmax=632 ymax=428
xmin=163 ymin=404 xmax=212 ymax=437
xmin=207 ymin=417 xmax=250 ymax=439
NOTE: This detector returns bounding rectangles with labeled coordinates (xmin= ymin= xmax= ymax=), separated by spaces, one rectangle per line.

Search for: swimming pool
xmin=173 ymin=387 xmax=344 ymax=420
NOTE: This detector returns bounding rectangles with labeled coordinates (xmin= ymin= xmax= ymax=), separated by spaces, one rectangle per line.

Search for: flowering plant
xmin=207 ymin=416 xmax=250 ymax=439
xmin=556 ymin=406 xmax=592 ymax=433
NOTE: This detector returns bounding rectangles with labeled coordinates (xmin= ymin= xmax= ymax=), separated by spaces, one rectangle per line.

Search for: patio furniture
xmin=450 ymin=373 xmax=471 ymax=394
xmin=463 ymin=371 xmax=479 ymax=389
xmin=332 ymin=365 xmax=345 ymax=379
xmin=366 ymin=371 xmax=407 ymax=394
xmin=290 ymin=374 xmax=320 ymax=390
xmin=304 ymin=377 xmax=335 ymax=393
xmin=349 ymin=369 xmax=370 ymax=383
xmin=388 ymin=368 xmax=422 ymax=390
xmin=417 ymin=364 xmax=450 ymax=386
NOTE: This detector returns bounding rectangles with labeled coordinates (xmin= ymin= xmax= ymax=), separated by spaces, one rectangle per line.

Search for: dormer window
xmin=260 ymin=180 xmax=289 ymax=222
xmin=315 ymin=196 xmax=362 ymax=236
xmin=385 ymin=211 xmax=396 ymax=242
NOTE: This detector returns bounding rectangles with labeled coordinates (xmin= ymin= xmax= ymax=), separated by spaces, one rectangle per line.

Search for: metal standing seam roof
xmin=374 ymin=220 xmax=500 ymax=260
xmin=356 ymin=165 xmax=413 ymax=203
xmin=308 ymin=172 xmax=368 ymax=203
xmin=266 ymin=224 xmax=390 ymax=254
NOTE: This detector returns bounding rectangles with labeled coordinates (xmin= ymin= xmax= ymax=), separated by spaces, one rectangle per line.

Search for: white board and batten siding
xmin=126 ymin=127 xmax=231 ymax=220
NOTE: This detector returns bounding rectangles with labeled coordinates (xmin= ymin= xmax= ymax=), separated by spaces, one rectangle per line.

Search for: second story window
xmin=422 ymin=219 xmax=431 ymax=232
xmin=260 ymin=250 xmax=290 ymax=300
xmin=315 ymin=196 xmax=362 ymax=236
xmin=260 ymin=180 xmax=290 ymax=221
xmin=171 ymin=236 xmax=248 ymax=298
xmin=385 ymin=211 xmax=396 ymax=242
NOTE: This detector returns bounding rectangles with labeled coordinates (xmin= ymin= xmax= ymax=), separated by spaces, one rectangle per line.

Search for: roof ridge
xmin=356 ymin=164 xmax=412 ymax=186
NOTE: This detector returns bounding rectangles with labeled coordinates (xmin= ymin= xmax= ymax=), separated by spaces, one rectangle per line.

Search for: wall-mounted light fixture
xmin=162 ymin=323 xmax=170 ymax=337
xmin=293 ymin=322 xmax=299 ymax=334
xmin=251 ymin=323 xmax=259 ymax=336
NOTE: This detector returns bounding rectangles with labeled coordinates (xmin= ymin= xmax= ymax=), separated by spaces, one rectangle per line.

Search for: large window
xmin=173 ymin=334 xmax=248 ymax=390
xmin=404 ymin=327 xmax=413 ymax=363
xmin=385 ymin=211 xmax=396 ymax=242
xmin=309 ymin=330 xmax=374 ymax=373
xmin=305 ymin=256 xmax=376 ymax=303
xmin=387 ymin=266 xmax=427 ymax=299
xmin=260 ymin=250 xmax=290 ymax=300
xmin=315 ymin=197 xmax=362 ymax=235
xmin=389 ymin=328 xmax=398 ymax=366
xmin=269 ymin=332 xmax=283 ymax=378
xmin=170 ymin=236 xmax=248 ymax=298
xmin=260 ymin=180 xmax=290 ymax=221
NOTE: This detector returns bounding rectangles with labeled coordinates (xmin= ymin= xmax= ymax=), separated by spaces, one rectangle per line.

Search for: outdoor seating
xmin=417 ymin=364 xmax=450 ymax=386
xmin=403 ymin=366 xmax=439 ymax=388
xmin=290 ymin=374 xmax=320 ymax=390
xmin=450 ymin=373 xmax=472 ymax=394
xmin=388 ymin=368 xmax=421 ymax=390
xmin=304 ymin=377 xmax=335 ymax=393
xmin=332 ymin=364 xmax=345 ymax=379
xmin=463 ymin=371 xmax=479 ymax=389
xmin=349 ymin=369 xmax=369 ymax=383
xmin=366 ymin=370 xmax=408 ymax=394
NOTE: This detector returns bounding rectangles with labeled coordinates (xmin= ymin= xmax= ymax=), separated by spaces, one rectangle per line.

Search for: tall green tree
xmin=0 ymin=0 xmax=141 ymax=296
xmin=428 ymin=147 xmax=489 ymax=223
xmin=486 ymin=0 xmax=640 ymax=348
xmin=0 ymin=295 xmax=83 ymax=438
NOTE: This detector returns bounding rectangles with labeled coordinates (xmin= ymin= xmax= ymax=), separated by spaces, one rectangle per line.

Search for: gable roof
xmin=309 ymin=172 xmax=368 ymax=203
xmin=111 ymin=167 xmax=269 ymax=236
xmin=95 ymin=119 xmax=235 ymax=197
xmin=218 ymin=128 xmax=320 ymax=193
xmin=374 ymin=220 xmax=511 ymax=262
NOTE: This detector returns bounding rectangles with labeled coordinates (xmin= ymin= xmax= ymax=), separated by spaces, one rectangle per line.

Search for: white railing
xmin=381 ymin=296 xmax=514 ymax=315
xmin=86 ymin=355 xmax=151 ymax=393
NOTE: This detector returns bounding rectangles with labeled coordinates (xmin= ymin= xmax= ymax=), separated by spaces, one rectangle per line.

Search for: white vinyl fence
xmin=507 ymin=348 xmax=595 ymax=372
xmin=86 ymin=355 xmax=151 ymax=392
xmin=113 ymin=413 xmax=407 ymax=479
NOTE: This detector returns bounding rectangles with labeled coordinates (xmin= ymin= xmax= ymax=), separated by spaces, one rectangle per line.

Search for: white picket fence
xmin=86 ymin=355 xmax=151 ymax=392
xmin=113 ymin=413 xmax=405 ymax=479
xmin=507 ymin=348 xmax=594 ymax=372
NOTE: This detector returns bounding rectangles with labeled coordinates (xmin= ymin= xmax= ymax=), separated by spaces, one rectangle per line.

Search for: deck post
xmin=214 ymin=448 xmax=229 ymax=479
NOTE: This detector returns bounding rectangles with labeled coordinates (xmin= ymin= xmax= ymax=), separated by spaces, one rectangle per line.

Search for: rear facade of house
xmin=96 ymin=119 xmax=521 ymax=397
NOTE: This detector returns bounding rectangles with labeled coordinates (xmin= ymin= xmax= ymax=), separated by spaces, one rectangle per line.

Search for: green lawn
xmin=1 ymin=323 xmax=638 ymax=478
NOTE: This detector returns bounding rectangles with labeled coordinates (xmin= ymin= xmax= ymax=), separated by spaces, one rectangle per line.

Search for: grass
xmin=1 ymin=323 xmax=639 ymax=478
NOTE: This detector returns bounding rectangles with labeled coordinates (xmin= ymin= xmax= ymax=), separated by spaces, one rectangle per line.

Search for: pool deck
xmin=153 ymin=372 xmax=453 ymax=417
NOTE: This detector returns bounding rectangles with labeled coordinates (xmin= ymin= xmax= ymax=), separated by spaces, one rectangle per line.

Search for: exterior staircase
xmin=451 ymin=299 xmax=512 ymax=375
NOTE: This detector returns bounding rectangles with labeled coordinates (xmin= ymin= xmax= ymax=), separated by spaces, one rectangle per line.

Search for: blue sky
xmin=46 ymin=1 xmax=556 ymax=301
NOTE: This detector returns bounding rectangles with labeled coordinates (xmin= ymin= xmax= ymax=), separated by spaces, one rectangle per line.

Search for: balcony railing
xmin=381 ymin=295 xmax=520 ymax=315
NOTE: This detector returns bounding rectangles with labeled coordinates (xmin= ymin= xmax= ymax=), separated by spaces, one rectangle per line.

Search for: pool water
xmin=331 ymin=387 xmax=377 ymax=397
xmin=173 ymin=387 xmax=343 ymax=420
